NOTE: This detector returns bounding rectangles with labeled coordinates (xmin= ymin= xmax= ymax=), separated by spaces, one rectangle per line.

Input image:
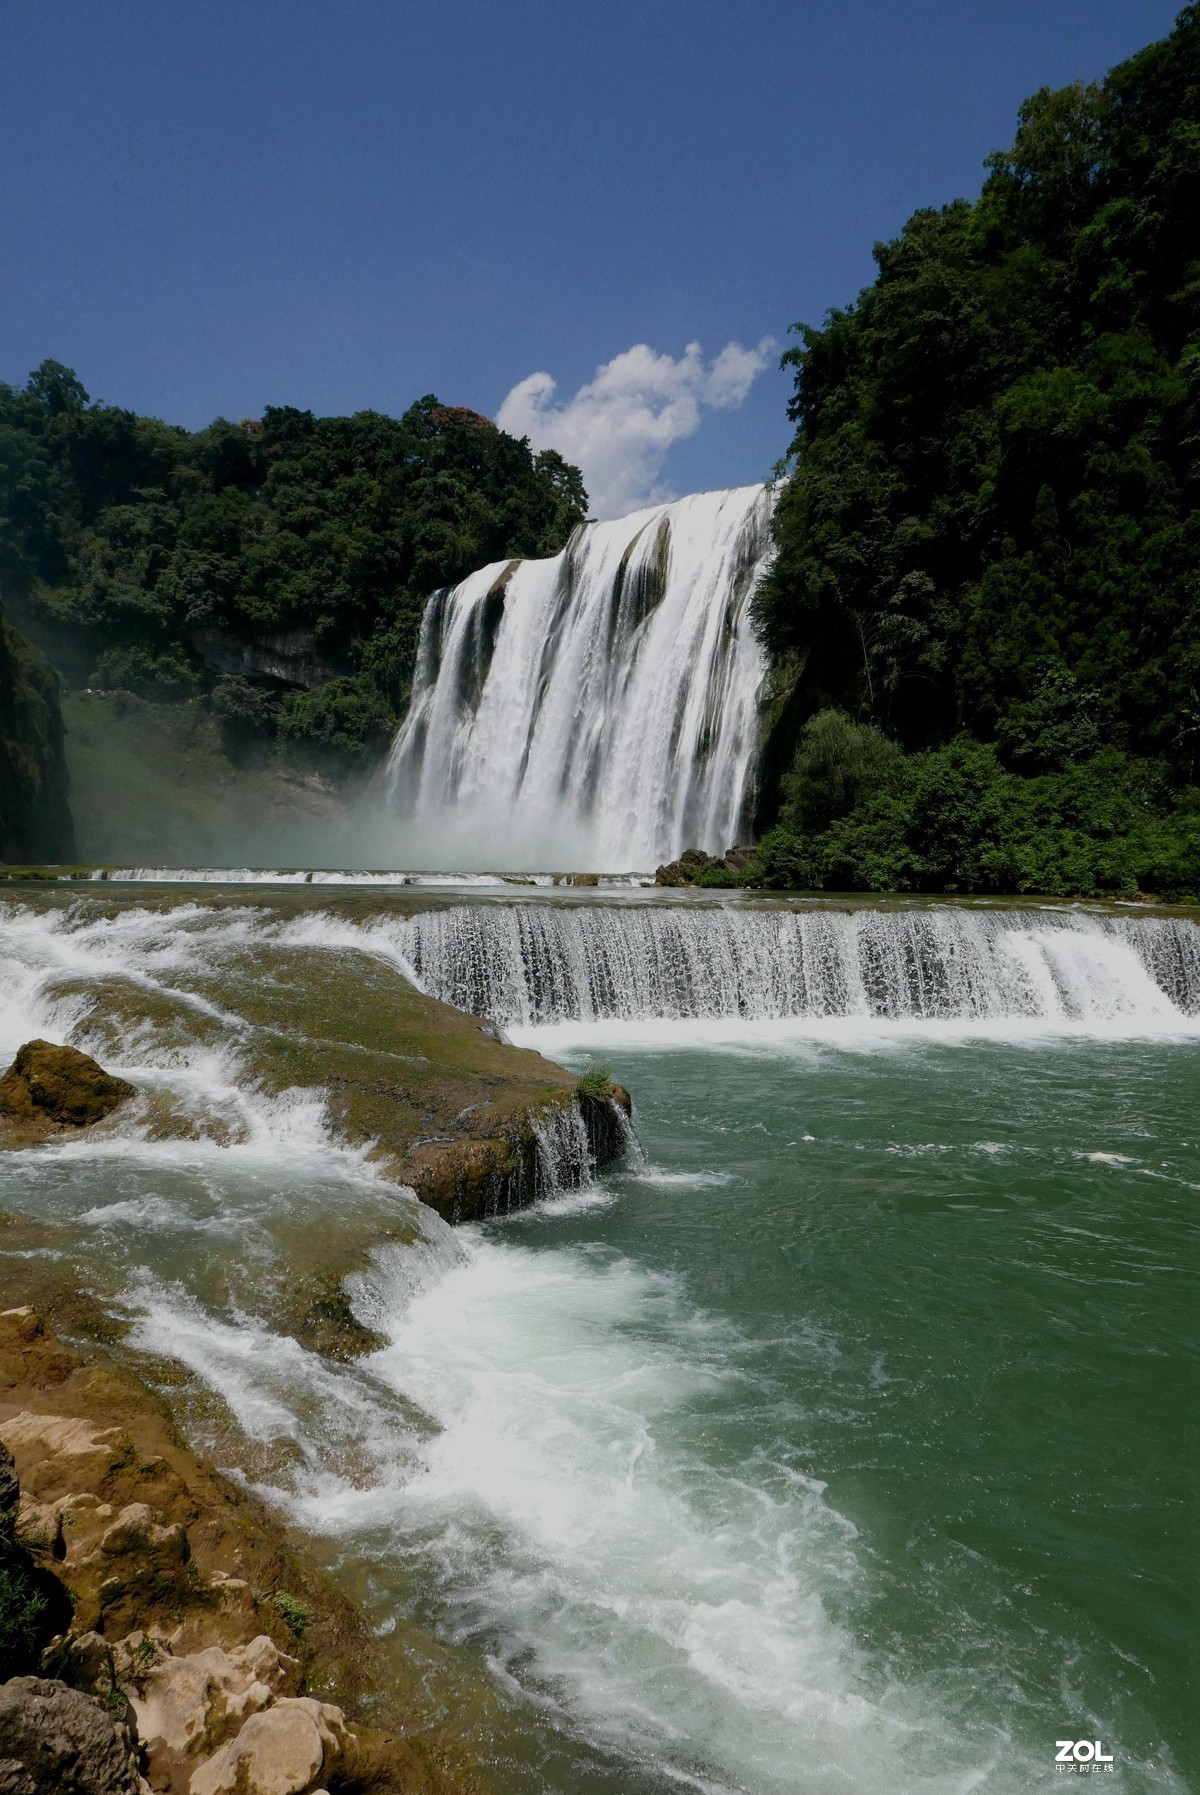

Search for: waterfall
xmin=386 ymin=485 xmax=775 ymax=872
xmin=400 ymin=903 xmax=1200 ymax=1027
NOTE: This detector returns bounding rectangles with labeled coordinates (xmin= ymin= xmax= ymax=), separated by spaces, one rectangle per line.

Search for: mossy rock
xmin=0 ymin=1040 xmax=135 ymax=1143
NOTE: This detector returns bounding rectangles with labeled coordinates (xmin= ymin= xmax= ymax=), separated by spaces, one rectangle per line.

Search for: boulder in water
xmin=0 ymin=1041 xmax=134 ymax=1144
xmin=655 ymin=845 xmax=756 ymax=886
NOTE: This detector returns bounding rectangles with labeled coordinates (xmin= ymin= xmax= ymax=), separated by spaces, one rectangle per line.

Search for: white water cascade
xmin=401 ymin=903 xmax=1200 ymax=1030
xmin=386 ymin=485 xmax=775 ymax=872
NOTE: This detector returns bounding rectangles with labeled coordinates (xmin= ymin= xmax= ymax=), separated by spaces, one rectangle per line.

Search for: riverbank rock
xmin=0 ymin=1675 xmax=145 ymax=1795
xmin=189 ymin=1696 xmax=351 ymax=1795
xmin=408 ymin=1083 xmax=633 ymax=1225
xmin=0 ymin=1041 xmax=134 ymax=1145
xmin=0 ymin=1304 xmax=484 ymax=1795
xmin=655 ymin=845 xmax=756 ymax=886
xmin=126 ymin=1636 xmax=300 ymax=1788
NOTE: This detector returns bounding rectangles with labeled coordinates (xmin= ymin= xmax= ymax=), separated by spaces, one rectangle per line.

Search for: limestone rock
xmin=654 ymin=847 xmax=720 ymax=885
xmin=0 ymin=1041 xmax=134 ymax=1140
xmin=129 ymin=1636 xmax=300 ymax=1789
xmin=189 ymin=1698 xmax=351 ymax=1795
xmin=99 ymin=1504 xmax=187 ymax=1568
xmin=0 ymin=1307 xmax=78 ymax=1391
xmin=41 ymin=1632 xmax=117 ymax=1700
xmin=0 ymin=1676 xmax=143 ymax=1795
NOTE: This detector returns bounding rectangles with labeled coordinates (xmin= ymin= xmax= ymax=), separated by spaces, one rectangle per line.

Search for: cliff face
xmin=0 ymin=605 xmax=75 ymax=864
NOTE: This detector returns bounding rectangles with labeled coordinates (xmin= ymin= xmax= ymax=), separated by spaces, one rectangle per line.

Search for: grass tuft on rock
xmin=577 ymin=1063 xmax=614 ymax=1099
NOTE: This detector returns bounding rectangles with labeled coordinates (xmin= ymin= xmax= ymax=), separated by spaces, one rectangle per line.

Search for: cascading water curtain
xmin=386 ymin=485 xmax=776 ymax=871
xmin=401 ymin=905 xmax=1200 ymax=1027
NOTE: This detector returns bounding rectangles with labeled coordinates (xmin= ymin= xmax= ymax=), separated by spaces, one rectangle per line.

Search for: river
xmin=1 ymin=886 xmax=1196 ymax=1793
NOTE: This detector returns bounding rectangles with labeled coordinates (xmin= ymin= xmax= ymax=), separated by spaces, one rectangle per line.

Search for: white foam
xmin=92 ymin=868 xmax=655 ymax=888
xmin=121 ymin=1232 xmax=1042 ymax=1792
xmin=401 ymin=902 xmax=1200 ymax=1034
xmin=387 ymin=487 xmax=774 ymax=871
xmin=509 ymin=1011 xmax=1200 ymax=1058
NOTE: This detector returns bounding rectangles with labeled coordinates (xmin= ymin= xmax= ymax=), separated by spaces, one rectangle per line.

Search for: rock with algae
xmin=0 ymin=1305 xmax=476 ymax=1795
xmin=0 ymin=1041 xmax=134 ymax=1145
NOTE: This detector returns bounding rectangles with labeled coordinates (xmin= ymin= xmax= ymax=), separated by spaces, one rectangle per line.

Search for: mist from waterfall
xmin=385 ymin=485 xmax=774 ymax=871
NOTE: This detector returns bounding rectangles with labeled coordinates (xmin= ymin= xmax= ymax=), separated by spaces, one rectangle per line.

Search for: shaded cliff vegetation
xmin=0 ymin=606 xmax=74 ymax=863
xmin=753 ymin=5 xmax=1200 ymax=898
xmin=0 ymin=371 xmax=586 ymax=761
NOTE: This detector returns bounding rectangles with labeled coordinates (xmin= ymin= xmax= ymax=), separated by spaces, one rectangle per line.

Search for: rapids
xmin=1 ymin=888 xmax=1196 ymax=1793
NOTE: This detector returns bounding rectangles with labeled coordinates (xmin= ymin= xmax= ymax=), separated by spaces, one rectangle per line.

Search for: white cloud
xmin=497 ymin=337 xmax=775 ymax=520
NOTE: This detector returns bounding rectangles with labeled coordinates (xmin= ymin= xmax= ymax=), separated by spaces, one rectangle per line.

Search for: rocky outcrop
xmin=0 ymin=1676 xmax=145 ymax=1795
xmin=405 ymin=1085 xmax=633 ymax=1225
xmin=0 ymin=606 xmax=75 ymax=865
xmin=0 ymin=1042 xmax=135 ymax=1147
xmin=189 ymin=1695 xmax=350 ymax=1795
xmin=0 ymin=1306 xmax=482 ymax=1795
xmin=188 ymin=628 xmax=340 ymax=693
xmin=655 ymin=845 xmax=757 ymax=886
xmin=121 ymin=1633 xmax=299 ymax=1785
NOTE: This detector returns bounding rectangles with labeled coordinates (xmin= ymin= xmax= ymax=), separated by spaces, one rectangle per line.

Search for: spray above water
xmin=386 ymin=486 xmax=775 ymax=871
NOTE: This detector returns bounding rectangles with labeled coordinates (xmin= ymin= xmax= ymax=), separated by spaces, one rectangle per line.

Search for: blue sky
xmin=1 ymin=0 xmax=1182 ymax=514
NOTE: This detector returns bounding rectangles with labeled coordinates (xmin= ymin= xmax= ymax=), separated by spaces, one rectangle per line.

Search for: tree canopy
xmin=0 ymin=376 xmax=587 ymax=753
xmin=749 ymin=5 xmax=1200 ymax=897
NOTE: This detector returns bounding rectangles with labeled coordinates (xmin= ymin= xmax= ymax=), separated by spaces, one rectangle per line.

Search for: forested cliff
xmin=750 ymin=4 xmax=1200 ymax=897
xmin=0 ymin=372 xmax=586 ymax=759
xmin=2 ymin=8 xmax=1199 ymax=893
xmin=0 ymin=606 xmax=74 ymax=862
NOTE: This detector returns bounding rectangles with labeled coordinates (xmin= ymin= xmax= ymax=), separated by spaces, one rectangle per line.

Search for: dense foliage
xmin=0 ymin=372 xmax=586 ymax=755
xmin=743 ymin=710 xmax=1200 ymax=898
xmin=0 ymin=606 xmax=74 ymax=862
xmin=753 ymin=6 xmax=1200 ymax=897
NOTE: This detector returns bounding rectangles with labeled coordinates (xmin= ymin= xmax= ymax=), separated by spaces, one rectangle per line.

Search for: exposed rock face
xmin=655 ymin=845 xmax=757 ymax=886
xmin=409 ymin=1084 xmax=633 ymax=1225
xmin=0 ymin=1676 xmax=144 ymax=1795
xmin=0 ymin=1305 xmax=475 ymax=1795
xmin=189 ymin=627 xmax=340 ymax=692
xmin=0 ymin=1042 xmax=135 ymax=1146
xmin=0 ymin=606 xmax=75 ymax=865
xmin=126 ymin=1636 xmax=300 ymax=1790
xmin=189 ymin=1697 xmax=350 ymax=1795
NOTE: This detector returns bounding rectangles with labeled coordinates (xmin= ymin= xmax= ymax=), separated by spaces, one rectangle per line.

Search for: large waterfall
xmin=400 ymin=902 xmax=1200 ymax=1028
xmin=386 ymin=485 xmax=774 ymax=871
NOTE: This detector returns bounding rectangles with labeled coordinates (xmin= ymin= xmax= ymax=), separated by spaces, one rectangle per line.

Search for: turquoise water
xmin=498 ymin=1033 xmax=1198 ymax=1790
xmin=2 ymin=895 xmax=1195 ymax=1792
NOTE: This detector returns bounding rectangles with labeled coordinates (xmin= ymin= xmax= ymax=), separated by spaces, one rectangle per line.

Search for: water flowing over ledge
xmin=386 ymin=485 xmax=775 ymax=871
xmin=74 ymin=868 xmax=655 ymax=888
xmin=401 ymin=902 xmax=1200 ymax=1030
